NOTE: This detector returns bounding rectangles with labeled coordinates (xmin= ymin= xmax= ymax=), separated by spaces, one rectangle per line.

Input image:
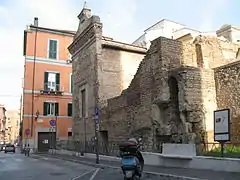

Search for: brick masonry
xmin=70 ymin=7 xmax=240 ymax=146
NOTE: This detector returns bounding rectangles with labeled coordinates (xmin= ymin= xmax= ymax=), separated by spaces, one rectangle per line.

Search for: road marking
xmin=15 ymin=158 xmax=23 ymax=162
xmin=71 ymin=169 xmax=96 ymax=180
xmin=89 ymin=168 xmax=100 ymax=180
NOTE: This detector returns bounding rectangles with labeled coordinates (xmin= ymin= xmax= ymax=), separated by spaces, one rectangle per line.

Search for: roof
xmin=102 ymin=36 xmax=147 ymax=54
xmin=216 ymin=24 xmax=240 ymax=34
xmin=29 ymin=25 xmax=76 ymax=36
xmin=144 ymin=19 xmax=186 ymax=32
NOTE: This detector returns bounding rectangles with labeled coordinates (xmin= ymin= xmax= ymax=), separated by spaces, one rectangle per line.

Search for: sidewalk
xmin=37 ymin=152 xmax=240 ymax=180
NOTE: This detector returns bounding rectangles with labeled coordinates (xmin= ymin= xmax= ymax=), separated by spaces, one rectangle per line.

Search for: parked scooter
xmin=119 ymin=138 xmax=144 ymax=180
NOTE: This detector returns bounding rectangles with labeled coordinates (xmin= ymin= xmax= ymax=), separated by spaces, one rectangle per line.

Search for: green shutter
xmin=49 ymin=40 xmax=57 ymax=59
xmin=68 ymin=103 xmax=72 ymax=116
xmin=56 ymin=73 xmax=60 ymax=91
xmin=43 ymin=102 xmax=48 ymax=115
xmin=44 ymin=72 xmax=48 ymax=90
xmin=55 ymin=103 xmax=59 ymax=116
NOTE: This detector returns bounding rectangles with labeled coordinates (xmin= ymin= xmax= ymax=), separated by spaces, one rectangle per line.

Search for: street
xmin=0 ymin=151 xmax=158 ymax=180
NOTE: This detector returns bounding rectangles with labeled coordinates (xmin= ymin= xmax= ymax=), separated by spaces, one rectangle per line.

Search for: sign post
xmin=49 ymin=120 xmax=56 ymax=153
xmin=214 ymin=109 xmax=230 ymax=157
xmin=94 ymin=107 xmax=100 ymax=164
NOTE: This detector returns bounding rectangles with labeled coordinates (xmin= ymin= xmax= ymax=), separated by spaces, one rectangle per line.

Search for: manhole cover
xmin=50 ymin=172 xmax=66 ymax=176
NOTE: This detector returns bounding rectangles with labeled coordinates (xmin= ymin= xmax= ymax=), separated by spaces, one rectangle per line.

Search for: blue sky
xmin=0 ymin=0 xmax=238 ymax=109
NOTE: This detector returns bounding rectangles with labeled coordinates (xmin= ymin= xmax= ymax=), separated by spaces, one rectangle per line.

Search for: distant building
xmin=0 ymin=105 xmax=7 ymax=144
xmin=22 ymin=18 xmax=74 ymax=151
xmin=132 ymin=19 xmax=201 ymax=49
xmin=133 ymin=19 xmax=240 ymax=49
xmin=216 ymin=24 xmax=240 ymax=43
xmin=5 ymin=109 xmax=20 ymax=144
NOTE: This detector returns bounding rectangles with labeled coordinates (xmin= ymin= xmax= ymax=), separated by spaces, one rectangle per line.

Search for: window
xmin=44 ymin=72 xmax=60 ymax=91
xmin=81 ymin=89 xmax=86 ymax=117
xmin=48 ymin=39 xmax=58 ymax=59
xmin=43 ymin=102 xmax=59 ymax=116
xmin=67 ymin=103 xmax=72 ymax=117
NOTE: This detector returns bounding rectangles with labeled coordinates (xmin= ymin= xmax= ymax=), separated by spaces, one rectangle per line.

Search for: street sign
xmin=49 ymin=119 xmax=56 ymax=127
xmin=25 ymin=129 xmax=30 ymax=135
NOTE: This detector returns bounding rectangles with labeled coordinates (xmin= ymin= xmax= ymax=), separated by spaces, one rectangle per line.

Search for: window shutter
xmin=56 ymin=73 xmax=60 ymax=91
xmin=68 ymin=103 xmax=72 ymax=117
xmin=55 ymin=102 xmax=59 ymax=116
xmin=44 ymin=72 xmax=48 ymax=90
xmin=49 ymin=40 xmax=57 ymax=59
xmin=71 ymin=74 xmax=73 ymax=93
xmin=49 ymin=40 xmax=53 ymax=58
xmin=43 ymin=102 xmax=48 ymax=116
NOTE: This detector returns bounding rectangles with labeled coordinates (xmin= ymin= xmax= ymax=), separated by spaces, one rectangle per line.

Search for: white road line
xmin=89 ymin=168 xmax=100 ymax=180
xmin=15 ymin=158 xmax=23 ymax=162
xmin=71 ymin=169 xmax=96 ymax=180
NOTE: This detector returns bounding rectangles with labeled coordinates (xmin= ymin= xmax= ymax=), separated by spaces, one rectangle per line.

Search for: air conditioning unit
xmin=66 ymin=59 xmax=72 ymax=64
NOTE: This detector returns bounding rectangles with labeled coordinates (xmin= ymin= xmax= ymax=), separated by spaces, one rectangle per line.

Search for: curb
xmin=34 ymin=153 xmax=206 ymax=180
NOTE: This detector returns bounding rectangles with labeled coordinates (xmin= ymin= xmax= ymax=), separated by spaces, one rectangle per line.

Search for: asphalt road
xmin=40 ymin=153 xmax=240 ymax=180
xmin=0 ymin=151 xmax=158 ymax=180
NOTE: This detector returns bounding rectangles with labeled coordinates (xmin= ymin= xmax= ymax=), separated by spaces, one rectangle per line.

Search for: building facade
xmin=5 ymin=109 xmax=20 ymax=144
xmin=132 ymin=19 xmax=240 ymax=49
xmin=0 ymin=105 xmax=7 ymax=144
xmin=69 ymin=6 xmax=146 ymax=143
xmin=22 ymin=18 xmax=74 ymax=151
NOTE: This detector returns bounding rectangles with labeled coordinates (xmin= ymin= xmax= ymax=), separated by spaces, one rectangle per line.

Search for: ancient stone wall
xmin=214 ymin=61 xmax=240 ymax=143
xmin=100 ymin=37 xmax=212 ymax=146
xmin=184 ymin=35 xmax=240 ymax=69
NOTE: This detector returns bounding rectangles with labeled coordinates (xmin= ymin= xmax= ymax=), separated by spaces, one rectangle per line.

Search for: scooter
xmin=24 ymin=147 xmax=30 ymax=156
xmin=119 ymin=138 xmax=143 ymax=180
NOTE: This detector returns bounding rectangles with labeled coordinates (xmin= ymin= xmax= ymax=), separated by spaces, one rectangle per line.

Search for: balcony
xmin=40 ymin=83 xmax=63 ymax=96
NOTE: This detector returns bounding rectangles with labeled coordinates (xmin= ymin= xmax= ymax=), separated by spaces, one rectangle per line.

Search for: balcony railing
xmin=43 ymin=83 xmax=60 ymax=91
xmin=40 ymin=83 xmax=63 ymax=96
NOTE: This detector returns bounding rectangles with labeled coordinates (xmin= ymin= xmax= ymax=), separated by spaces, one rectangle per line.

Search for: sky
xmin=0 ymin=0 xmax=239 ymax=110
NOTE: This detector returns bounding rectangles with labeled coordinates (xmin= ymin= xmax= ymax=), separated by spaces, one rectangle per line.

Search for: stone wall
xmin=69 ymin=8 xmax=103 ymax=141
xmin=214 ymin=61 xmax=240 ymax=143
xmin=182 ymin=35 xmax=240 ymax=69
xmin=70 ymin=8 xmax=146 ymax=142
xmin=100 ymin=37 xmax=213 ymax=146
xmin=98 ymin=46 xmax=145 ymax=107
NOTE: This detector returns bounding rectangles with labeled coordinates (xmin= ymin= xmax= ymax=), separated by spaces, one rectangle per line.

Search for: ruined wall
xmin=100 ymin=37 xmax=213 ymax=146
xmin=214 ymin=61 xmax=240 ymax=143
xmin=187 ymin=35 xmax=240 ymax=69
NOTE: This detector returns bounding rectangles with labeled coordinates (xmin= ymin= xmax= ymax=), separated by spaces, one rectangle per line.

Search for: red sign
xmin=25 ymin=129 xmax=30 ymax=135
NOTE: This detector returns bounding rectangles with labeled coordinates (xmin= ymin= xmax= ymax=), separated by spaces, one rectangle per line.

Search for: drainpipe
xmin=31 ymin=17 xmax=38 ymax=151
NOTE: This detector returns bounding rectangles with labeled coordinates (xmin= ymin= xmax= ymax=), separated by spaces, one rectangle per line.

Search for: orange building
xmin=22 ymin=18 xmax=74 ymax=152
